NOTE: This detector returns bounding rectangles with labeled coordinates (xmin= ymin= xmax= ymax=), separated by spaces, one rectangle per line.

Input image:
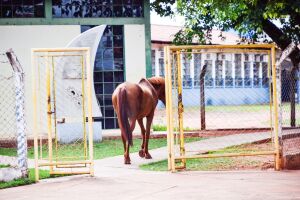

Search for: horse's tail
xmin=118 ymin=87 xmax=133 ymax=146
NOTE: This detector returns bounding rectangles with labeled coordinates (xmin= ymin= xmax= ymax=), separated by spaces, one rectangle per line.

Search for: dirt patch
xmin=182 ymin=142 xmax=275 ymax=171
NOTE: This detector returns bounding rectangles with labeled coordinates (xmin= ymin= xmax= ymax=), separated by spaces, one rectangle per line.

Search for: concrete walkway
xmin=1 ymin=131 xmax=300 ymax=199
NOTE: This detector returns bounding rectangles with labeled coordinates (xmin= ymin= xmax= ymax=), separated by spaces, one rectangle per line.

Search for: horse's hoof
xmin=145 ymin=153 xmax=152 ymax=159
xmin=139 ymin=150 xmax=145 ymax=158
xmin=124 ymin=159 xmax=131 ymax=165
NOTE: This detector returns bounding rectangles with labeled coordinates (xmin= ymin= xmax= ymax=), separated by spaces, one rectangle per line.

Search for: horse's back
xmin=112 ymin=80 xmax=156 ymax=119
xmin=112 ymin=82 xmax=142 ymax=114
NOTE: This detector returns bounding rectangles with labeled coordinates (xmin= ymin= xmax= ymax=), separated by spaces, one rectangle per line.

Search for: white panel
xmin=124 ymin=24 xmax=146 ymax=83
xmin=0 ymin=25 xmax=81 ymax=136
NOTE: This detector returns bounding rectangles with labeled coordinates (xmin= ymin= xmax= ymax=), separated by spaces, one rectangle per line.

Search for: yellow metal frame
xmin=31 ymin=47 xmax=94 ymax=182
xmin=165 ymin=44 xmax=282 ymax=172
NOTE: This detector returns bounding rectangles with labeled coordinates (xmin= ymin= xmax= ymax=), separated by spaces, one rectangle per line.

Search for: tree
xmin=151 ymin=0 xmax=300 ymax=126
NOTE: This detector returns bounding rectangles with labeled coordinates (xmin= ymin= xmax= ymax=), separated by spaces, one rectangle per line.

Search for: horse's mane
xmin=147 ymin=77 xmax=165 ymax=85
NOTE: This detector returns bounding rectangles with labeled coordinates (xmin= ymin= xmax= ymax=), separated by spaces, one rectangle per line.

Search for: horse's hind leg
xmin=138 ymin=118 xmax=146 ymax=158
xmin=122 ymin=134 xmax=131 ymax=164
xmin=144 ymin=113 xmax=154 ymax=159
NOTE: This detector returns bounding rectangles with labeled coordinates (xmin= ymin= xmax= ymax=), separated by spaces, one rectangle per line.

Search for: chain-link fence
xmin=280 ymin=63 xmax=300 ymax=169
xmin=0 ymin=50 xmax=27 ymax=182
xmin=32 ymin=48 xmax=95 ymax=181
xmin=163 ymin=44 xmax=284 ymax=171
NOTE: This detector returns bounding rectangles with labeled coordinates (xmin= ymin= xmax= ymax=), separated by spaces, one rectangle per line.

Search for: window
xmin=204 ymin=60 xmax=213 ymax=87
xmin=0 ymin=0 xmax=45 ymax=18
xmin=53 ymin=0 xmax=143 ymax=18
xmin=182 ymin=54 xmax=192 ymax=88
xmin=159 ymin=58 xmax=164 ymax=77
xmin=193 ymin=53 xmax=201 ymax=87
xmin=262 ymin=62 xmax=268 ymax=87
xmin=244 ymin=61 xmax=251 ymax=87
xmin=244 ymin=54 xmax=249 ymax=61
xmin=225 ymin=60 xmax=233 ymax=87
xmin=83 ymin=25 xmax=124 ymax=129
xmin=235 ymin=54 xmax=242 ymax=87
xmin=151 ymin=50 xmax=155 ymax=77
xmin=253 ymin=62 xmax=260 ymax=87
xmin=215 ymin=59 xmax=223 ymax=87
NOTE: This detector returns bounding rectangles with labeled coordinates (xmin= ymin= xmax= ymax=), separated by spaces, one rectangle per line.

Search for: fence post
xmin=200 ymin=64 xmax=207 ymax=130
xmin=6 ymin=49 xmax=28 ymax=178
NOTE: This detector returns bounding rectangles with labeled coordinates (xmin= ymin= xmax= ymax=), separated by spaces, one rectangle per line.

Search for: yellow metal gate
xmin=164 ymin=44 xmax=282 ymax=171
xmin=31 ymin=48 xmax=94 ymax=181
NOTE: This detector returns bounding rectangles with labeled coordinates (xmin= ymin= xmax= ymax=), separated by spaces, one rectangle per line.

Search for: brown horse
xmin=112 ymin=77 xmax=165 ymax=164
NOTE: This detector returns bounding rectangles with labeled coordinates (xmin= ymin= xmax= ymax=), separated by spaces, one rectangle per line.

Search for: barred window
xmin=52 ymin=0 xmax=143 ymax=18
xmin=215 ymin=59 xmax=223 ymax=87
xmin=244 ymin=61 xmax=251 ymax=87
xmin=235 ymin=54 xmax=242 ymax=87
xmin=204 ymin=60 xmax=213 ymax=87
xmin=159 ymin=58 xmax=164 ymax=77
xmin=182 ymin=54 xmax=192 ymax=88
xmin=193 ymin=53 xmax=201 ymax=87
xmin=262 ymin=62 xmax=268 ymax=87
xmin=0 ymin=0 xmax=45 ymax=18
xmin=225 ymin=60 xmax=233 ymax=87
xmin=253 ymin=62 xmax=260 ymax=87
xmin=151 ymin=50 xmax=155 ymax=77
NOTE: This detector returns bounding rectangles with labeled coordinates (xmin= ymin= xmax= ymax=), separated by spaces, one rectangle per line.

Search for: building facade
xmin=0 ymin=0 xmax=151 ymax=130
xmin=151 ymin=25 xmax=299 ymax=106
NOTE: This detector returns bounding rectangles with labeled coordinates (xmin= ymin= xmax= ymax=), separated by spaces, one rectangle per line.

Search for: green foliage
xmin=152 ymin=124 xmax=198 ymax=131
xmin=0 ymin=164 xmax=10 ymax=168
xmin=151 ymin=0 xmax=300 ymax=47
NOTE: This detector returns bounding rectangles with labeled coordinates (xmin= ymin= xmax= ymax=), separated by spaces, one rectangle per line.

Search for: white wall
xmin=124 ymin=25 xmax=146 ymax=83
xmin=0 ymin=24 xmax=148 ymax=137
xmin=0 ymin=25 xmax=80 ymax=137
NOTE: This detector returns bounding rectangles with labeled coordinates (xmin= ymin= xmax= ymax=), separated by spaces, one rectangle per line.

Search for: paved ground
xmin=1 ymin=165 xmax=300 ymax=200
xmin=1 ymin=132 xmax=300 ymax=199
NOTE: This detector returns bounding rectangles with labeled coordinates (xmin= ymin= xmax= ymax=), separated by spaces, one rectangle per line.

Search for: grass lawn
xmin=152 ymin=124 xmax=197 ymax=131
xmin=0 ymin=164 xmax=10 ymax=168
xmin=140 ymin=143 xmax=273 ymax=171
xmin=157 ymin=103 xmax=300 ymax=113
xmin=0 ymin=137 xmax=203 ymax=160
xmin=0 ymin=168 xmax=65 ymax=189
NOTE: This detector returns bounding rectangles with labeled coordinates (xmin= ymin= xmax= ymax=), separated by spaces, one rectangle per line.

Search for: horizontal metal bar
xmin=49 ymin=171 xmax=91 ymax=175
xmin=55 ymin=164 xmax=87 ymax=168
xmin=38 ymin=160 xmax=92 ymax=167
xmin=175 ymin=151 xmax=276 ymax=160
xmin=32 ymin=48 xmax=90 ymax=53
xmin=168 ymin=44 xmax=275 ymax=51
xmin=37 ymin=54 xmax=85 ymax=57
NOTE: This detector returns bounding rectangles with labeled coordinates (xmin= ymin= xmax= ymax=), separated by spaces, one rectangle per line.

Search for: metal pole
xmin=271 ymin=46 xmax=282 ymax=170
xmin=164 ymin=46 xmax=172 ymax=171
xmin=81 ymin=55 xmax=88 ymax=159
xmin=86 ymin=49 xmax=94 ymax=176
xmin=46 ymin=55 xmax=54 ymax=173
xmin=176 ymin=51 xmax=186 ymax=169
